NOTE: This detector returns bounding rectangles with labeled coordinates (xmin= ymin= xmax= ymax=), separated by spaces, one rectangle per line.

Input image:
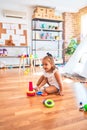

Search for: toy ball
xmin=43 ymin=99 xmax=55 ymax=108
xmin=83 ymin=104 xmax=87 ymax=111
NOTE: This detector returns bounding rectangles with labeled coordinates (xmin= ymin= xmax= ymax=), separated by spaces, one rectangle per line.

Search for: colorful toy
xmin=29 ymin=54 xmax=33 ymax=59
xmin=41 ymin=92 xmax=48 ymax=96
xmin=34 ymin=54 xmax=38 ymax=59
xmin=36 ymin=91 xmax=48 ymax=96
xmin=24 ymin=68 xmax=30 ymax=75
xmin=8 ymin=65 xmax=13 ymax=69
xmin=43 ymin=99 xmax=55 ymax=108
xmin=18 ymin=54 xmax=29 ymax=58
xmin=79 ymin=102 xmax=87 ymax=111
xmin=36 ymin=91 xmax=43 ymax=95
xmin=79 ymin=102 xmax=83 ymax=111
xmin=83 ymin=104 xmax=87 ymax=111
xmin=0 ymin=49 xmax=8 ymax=56
xmin=26 ymin=82 xmax=35 ymax=96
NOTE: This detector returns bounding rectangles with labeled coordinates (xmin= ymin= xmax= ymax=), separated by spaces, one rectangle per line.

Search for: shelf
xmin=32 ymin=17 xmax=64 ymax=64
xmin=36 ymin=49 xmax=64 ymax=51
xmin=0 ymin=64 xmax=30 ymax=68
xmin=32 ymin=18 xmax=63 ymax=23
xmin=32 ymin=39 xmax=63 ymax=41
xmin=0 ymin=46 xmax=29 ymax=48
xmin=32 ymin=39 xmax=57 ymax=41
xmin=32 ymin=28 xmax=63 ymax=32
xmin=0 ymin=56 xmax=20 ymax=58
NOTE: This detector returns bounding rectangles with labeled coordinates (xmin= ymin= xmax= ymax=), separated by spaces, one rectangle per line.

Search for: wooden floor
xmin=0 ymin=68 xmax=87 ymax=130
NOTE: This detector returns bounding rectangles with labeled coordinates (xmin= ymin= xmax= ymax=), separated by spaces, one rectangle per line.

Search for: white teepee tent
xmin=63 ymin=36 xmax=87 ymax=78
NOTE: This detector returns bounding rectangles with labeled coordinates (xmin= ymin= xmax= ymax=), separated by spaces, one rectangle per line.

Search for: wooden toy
xmin=26 ymin=82 xmax=35 ymax=96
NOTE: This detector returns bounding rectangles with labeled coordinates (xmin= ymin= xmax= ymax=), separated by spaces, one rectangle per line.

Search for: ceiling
xmin=1 ymin=0 xmax=87 ymax=12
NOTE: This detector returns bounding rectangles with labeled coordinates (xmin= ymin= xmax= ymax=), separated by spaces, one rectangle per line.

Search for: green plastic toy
xmin=43 ymin=99 xmax=55 ymax=108
xmin=83 ymin=104 xmax=87 ymax=111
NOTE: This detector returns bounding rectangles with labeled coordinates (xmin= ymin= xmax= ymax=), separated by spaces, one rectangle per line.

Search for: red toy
xmin=26 ymin=82 xmax=35 ymax=96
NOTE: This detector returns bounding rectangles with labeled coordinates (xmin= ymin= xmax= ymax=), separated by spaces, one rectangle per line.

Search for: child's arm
xmin=54 ymin=71 xmax=64 ymax=96
xmin=36 ymin=75 xmax=47 ymax=90
xmin=37 ymin=75 xmax=44 ymax=86
xmin=38 ymin=78 xmax=47 ymax=89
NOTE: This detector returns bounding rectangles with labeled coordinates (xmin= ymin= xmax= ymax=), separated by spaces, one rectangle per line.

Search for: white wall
xmin=0 ymin=2 xmax=33 ymax=66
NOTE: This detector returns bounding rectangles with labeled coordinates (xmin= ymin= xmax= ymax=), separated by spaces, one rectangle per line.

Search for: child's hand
xmin=34 ymin=86 xmax=39 ymax=91
xmin=59 ymin=91 xmax=64 ymax=96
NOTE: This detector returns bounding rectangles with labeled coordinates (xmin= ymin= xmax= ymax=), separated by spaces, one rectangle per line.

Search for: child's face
xmin=42 ymin=60 xmax=52 ymax=72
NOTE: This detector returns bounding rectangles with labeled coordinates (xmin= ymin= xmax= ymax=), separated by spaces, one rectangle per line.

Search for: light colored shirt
xmin=43 ymin=69 xmax=59 ymax=89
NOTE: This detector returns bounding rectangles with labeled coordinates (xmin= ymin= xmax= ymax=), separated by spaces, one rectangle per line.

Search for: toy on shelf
xmin=43 ymin=99 xmax=55 ymax=108
xmin=8 ymin=65 xmax=13 ymax=69
xmin=0 ymin=49 xmax=8 ymax=56
xmin=26 ymin=82 xmax=35 ymax=96
xmin=18 ymin=54 xmax=29 ymax=58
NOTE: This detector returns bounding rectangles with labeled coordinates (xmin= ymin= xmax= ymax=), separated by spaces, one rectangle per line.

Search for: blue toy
xmin=36 ymin=91 xmax=43 ymax=95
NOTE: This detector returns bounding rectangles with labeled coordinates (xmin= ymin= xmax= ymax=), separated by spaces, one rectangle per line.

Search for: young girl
xmin=36 ymin=56 xmax=64 ymax=96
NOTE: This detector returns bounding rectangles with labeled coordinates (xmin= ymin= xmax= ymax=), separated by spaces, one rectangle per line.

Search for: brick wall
xmin=63 ymin=6 xmax=87 ymax=43
xmin=63 ymin=6 xmax=87 ymax=62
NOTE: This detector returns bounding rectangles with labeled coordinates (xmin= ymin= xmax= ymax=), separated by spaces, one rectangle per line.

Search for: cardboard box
xmin=49 ymin=15 xmax=55 ymax=20
xmin=46 ymin=8 xmax=55 ymax=15
xmin=42 ymin=14 xmax=49 ymax=19
xmin=34 ymin=7 xmax=46 ymax=14
xmin=32 ymin=13 xmax=42 ymax=19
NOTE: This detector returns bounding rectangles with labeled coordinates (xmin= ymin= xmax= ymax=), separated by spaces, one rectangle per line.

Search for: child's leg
xmin=44 ymin=85 xmax=58 ymax=94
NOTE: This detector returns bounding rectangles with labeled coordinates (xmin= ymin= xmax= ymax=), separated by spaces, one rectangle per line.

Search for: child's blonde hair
xmin=42 ymin=56 xmax=56 ymax=71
